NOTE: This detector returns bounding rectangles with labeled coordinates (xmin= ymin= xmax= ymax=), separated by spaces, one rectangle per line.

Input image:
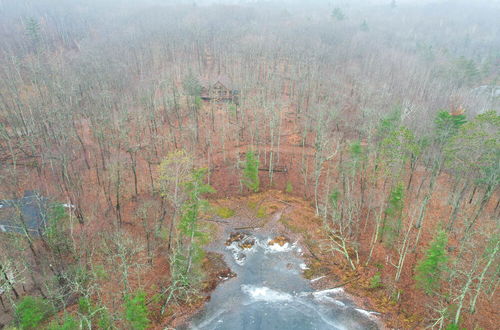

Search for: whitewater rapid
xmin=183 ymin=234 xmax=379 ymax=330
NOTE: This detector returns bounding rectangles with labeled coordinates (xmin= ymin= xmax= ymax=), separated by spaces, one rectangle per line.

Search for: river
xmin=181 ymin=219 xmax=380 ymax=330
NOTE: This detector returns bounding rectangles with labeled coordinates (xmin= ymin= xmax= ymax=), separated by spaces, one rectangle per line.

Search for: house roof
xmin=199 ymin=74 xmax=236 ymax=90
xmin=0 ymin=191 xmax=47 ymax=235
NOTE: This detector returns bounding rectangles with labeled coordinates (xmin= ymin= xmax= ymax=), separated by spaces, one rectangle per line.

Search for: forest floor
xmin=2 ymin=102 xmax=497 ymax=329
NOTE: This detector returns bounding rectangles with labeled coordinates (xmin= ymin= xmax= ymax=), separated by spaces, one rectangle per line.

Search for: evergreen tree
xmin=183 ymin=71 xmax=202 ymax=97
xmin=44 ymin=203 xmax=73 ymax=254
xmin=453 ymin=57 xmax=480 ymax=86
xmin=375 ymin=108 xmax=402 ymax=142
xmin=124 ymin=291 xmax=150 ymax=330
xmin=445 ymin=110 xmax=499 ymax=231
xmin=446 ymin=111 xmax=499 ymax=187
xmin=165 ymin=168 xmax=214 ymax=307
xmin=15 ymin=296 xmax=53 ymax=329
xmin=329 ymin=189 xmax=341 ymax=223
xmin=346 ymin=140 xmax=365 ymax=176
xmin=381 ymin=183 xmax=405 ymax=245
xmin=331 ymin=7 xmax=345 ymax=21
xmin=360 ymin=20 xmax=369 ymax=32
xmin=178 ymin=168 xmax=214 ymax=275
xmin=434 ymin=111 xmax=467 ymax=146
xmin=415 ymin=230 xmax=449 ymax=295
xmin=243 ymin=150 xmax=260 ymax=192
xmin=25 ymin=17 xmax=40 ymax=45
xmin=379 ymin=126 xmax=419 ymax=178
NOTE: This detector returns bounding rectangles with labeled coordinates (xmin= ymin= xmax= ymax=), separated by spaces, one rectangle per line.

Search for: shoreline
xmin=169 ymin=190 xmax=388 ymax=329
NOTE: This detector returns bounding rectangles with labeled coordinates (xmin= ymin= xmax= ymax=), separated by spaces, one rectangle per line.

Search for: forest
xmin=0 ymin=0 xmax=498 ymax=329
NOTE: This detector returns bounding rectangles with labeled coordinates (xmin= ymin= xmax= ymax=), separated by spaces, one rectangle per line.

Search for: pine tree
xmin=25 ymin=17 xmax=40 ymax=45
xmin=183 ymin=71 xmax=202 ymax=97
xmin=331 ymin=8 xmax=345 ymax=21
xmin=164 ymin=168 xmax=214 ymax=309
xmin=124 ymin=291 xmax=150 ymax=330
xmin=415 ymin=230 xmax=449 ymax=295
xmin=381 ymin=183 xmax=405 ymax=245
xmin=453 ymin=57 xmax=480 ymax=86
xmin=376 ymin=108 xmax=402 ymax=142
xmin=445 ymin=111 xmax=499 ymax=231
xmin=178 ymin=168 xmax=214 ymax=275
xmin=243 ymin=150 xmax=260 ymax=192
xmin=360 ymin=20 xmax=369 ymax=32
xmin=15 ymin=296 xmax=53 ymax=329
xmin=434 ymin=111 xmax=467 ymax=146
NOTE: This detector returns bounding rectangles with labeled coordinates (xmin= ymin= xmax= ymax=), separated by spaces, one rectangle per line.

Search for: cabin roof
xmin=199 ymin=74 xmax=236 ymax=90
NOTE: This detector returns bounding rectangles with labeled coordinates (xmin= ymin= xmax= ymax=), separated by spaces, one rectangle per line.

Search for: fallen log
xmin=202 ymin=218 xmax=230 ymax=224
xmin=276 ymin=200 xmax=293 ymax=206
xmin=234 ymin=164 xmax=288 ymax=173
xmin=233 ymin=226 xmax=260 ymax=230
xmin=258 ymin=166 xmax=288 ymax=173
xmin=329 ymin=275 xmax=361 ymax=289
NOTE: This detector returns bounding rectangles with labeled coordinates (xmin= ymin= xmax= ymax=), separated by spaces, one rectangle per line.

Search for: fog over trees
xmin=0 ymin=0 xmax=498 ymax=329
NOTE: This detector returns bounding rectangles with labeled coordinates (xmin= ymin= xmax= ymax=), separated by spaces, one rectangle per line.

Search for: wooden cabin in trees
xmin=200 ymin=75 xmax=239 ymax=104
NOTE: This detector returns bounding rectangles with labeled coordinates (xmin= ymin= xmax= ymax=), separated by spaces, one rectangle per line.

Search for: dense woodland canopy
xmin=0 ymin=0 xmax=499 ymax=329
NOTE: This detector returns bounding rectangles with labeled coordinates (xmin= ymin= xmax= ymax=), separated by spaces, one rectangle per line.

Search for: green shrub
xmin=285 ymin=182 xmax=293 ymax=193
xmin=369 ymin=273 xmax=383 ymax=288
xmin=78 ymin=297 xmax=91 ymax=314
xmin=247 ymin=201 xmax=257 ymax=210
xmin=445 ymin=324 xmax=466 ymax=330
xmin=97 ymin=308 xmax=113 ymax=330
xmin=390 ymin=288 xmax=403 ymax=303
xmin=215 ymin=206 xmax=235 ymax=218
xmin=228 ymin=104 xmax=237 ymax=116
xmin=47 ymin=315 xmax=78 ymax=330
xmin=15 ymin=296 xmax=53 ymax=329
xmin=256 ymin=206 xmax=267 ymax=218
xmin=331 ymin=7 xmax=345 ymax=20
xmin=45 ymin=204 xmax=72 ymax=254
xmin=279 ymin=218 xmax=303 ymax=234
xmin=92 ymin=264 xmax=108 ymax=280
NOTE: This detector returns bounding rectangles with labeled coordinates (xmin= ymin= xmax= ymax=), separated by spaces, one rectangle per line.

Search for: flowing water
xmin=181 ymin=230 xmax=380 ymax=330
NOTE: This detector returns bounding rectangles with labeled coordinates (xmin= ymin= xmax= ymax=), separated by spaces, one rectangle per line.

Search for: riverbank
xmin=169 ymin=190 xmax=396 ymax=329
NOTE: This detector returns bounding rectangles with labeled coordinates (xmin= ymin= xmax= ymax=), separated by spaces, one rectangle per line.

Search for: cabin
xmin=0 ymin=191 xmax=47 ymax=236
xmin=200 ymin=75 xmax=239 ymax=104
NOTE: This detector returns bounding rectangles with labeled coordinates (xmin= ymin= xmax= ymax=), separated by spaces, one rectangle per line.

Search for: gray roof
xmin=199 ymin=74 xmax=237 ymax=91
xmin=0 ymin=191 xmax=47 ymax=236
xmin=471 ymin=85 xmax=500 ymax=98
